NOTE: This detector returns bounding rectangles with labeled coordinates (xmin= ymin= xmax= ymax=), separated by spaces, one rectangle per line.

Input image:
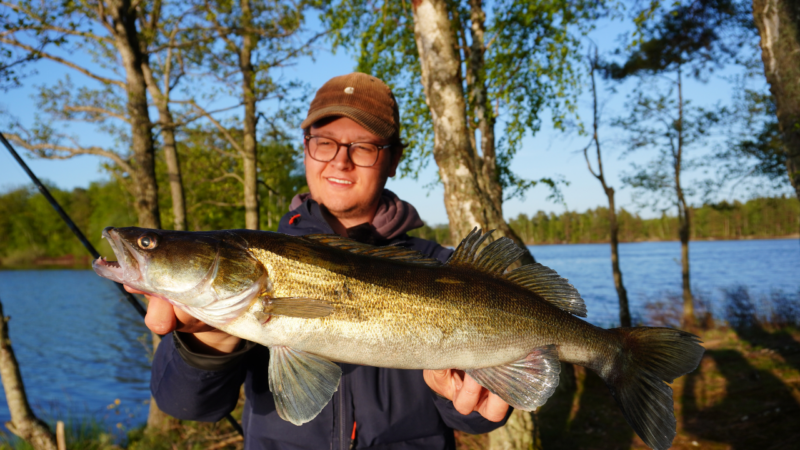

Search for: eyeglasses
xmin=304 ymin=135 xmax=392 ymax=167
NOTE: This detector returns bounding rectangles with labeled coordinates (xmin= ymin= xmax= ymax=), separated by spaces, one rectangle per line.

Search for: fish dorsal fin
xmin=504 ymin=263 xmax=587 ymax=317
xmin=447 ymin=228 xmax=586 ymax=317
xmin=302 ymin=234 xmax=442 ymax=266
xmin=445 ymin=228 xmax=525 ymax=275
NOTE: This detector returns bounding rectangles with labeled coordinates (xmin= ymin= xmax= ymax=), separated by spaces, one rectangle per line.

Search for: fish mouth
xmin=92 ymin=227 xmax=144 ymax=285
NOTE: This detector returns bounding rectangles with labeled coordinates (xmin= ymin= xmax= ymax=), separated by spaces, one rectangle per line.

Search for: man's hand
xmin=423 ymin=369 xmax=509 ymax=422
xmin=125 ymin=285 xmax=242 ymax=355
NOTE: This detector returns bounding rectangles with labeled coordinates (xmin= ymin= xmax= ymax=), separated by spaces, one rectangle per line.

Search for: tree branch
xmin=0 ymin=38 xmax=125 ymax=88
xmin=4 ymin=132 xmax=134 ymax=175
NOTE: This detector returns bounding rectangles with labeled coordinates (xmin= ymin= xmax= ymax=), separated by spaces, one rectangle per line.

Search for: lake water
xmin=0 ymin=238 xmax=797 ymax=432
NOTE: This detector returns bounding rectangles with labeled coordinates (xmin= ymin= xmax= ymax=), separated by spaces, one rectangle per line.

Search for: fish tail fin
xmin=604 ymin=327 xmax=704 ymax=450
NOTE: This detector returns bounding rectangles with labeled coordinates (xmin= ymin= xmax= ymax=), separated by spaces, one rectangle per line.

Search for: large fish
xmin=93 ymin=226 xmax=703 ymax=450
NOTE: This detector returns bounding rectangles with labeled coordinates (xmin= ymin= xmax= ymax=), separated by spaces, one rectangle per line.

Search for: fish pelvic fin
xmin=466 ymin=345 xmax=560 ymax=411
xmin=268 ymin=346 xmax=342 ymax=426
xmin=448 ymin=228 xmax=587 ymax=317
xmin=604 ymin=327 xmax=705 ymax=450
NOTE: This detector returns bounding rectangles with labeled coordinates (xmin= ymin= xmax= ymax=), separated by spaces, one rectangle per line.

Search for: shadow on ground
xmin=538 ymin=362 xmax=635 ymax=450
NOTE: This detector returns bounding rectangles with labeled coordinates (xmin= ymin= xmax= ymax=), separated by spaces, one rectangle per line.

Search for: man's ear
xmin=387 ymin=147 xmax=403 ymax=178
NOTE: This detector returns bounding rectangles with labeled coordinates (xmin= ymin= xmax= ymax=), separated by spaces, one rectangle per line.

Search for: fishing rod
xmin=1 ymin=131 xmax=244 ymax=437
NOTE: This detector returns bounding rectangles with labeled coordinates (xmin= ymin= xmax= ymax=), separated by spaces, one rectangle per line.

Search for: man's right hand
xmin=126 ymin=285 xmax=243 ymax=355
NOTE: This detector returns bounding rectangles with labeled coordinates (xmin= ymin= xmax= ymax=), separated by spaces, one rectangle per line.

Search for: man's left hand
xmin=423 ymin=369 xmax=509 ymax=422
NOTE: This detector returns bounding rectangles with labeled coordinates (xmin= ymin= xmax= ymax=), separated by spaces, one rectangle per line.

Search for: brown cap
xmin=301 ymin=73 xmax=400 ymax=140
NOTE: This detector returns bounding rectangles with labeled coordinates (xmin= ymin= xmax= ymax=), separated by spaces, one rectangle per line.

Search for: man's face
xmin=304 ymin=117 xmax=400 ymax=226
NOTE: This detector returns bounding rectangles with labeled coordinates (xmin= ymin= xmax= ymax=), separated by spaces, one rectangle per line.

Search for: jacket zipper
xmin=339 ymin=371 xmax=347 ymax=450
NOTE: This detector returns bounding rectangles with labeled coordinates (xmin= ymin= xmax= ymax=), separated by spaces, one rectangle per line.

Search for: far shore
xmin=522 ymin=233 xmax=800 ymax=247
xmin=1 ymin=234 xmax=797 ymax=270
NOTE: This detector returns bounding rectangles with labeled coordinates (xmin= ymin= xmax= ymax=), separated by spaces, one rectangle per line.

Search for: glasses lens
xmin=309 ymin=137 xmax=338 ymax=161
xmin=349 ymin=143 xmax=379 ymax=166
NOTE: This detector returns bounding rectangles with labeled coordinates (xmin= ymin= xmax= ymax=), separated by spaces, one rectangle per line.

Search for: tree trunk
xmin=108 ymin=0 xmax=161 ymax=230
xmin=142 ymin=62 xmax=187 ymax=231
xmin=411 ymin=0 xmax=533 ymax=264
xmin=488 ymin=409 xmax=538 ymax=450
xmin=161 ymin=118 xmax=187 ymax=231
xmin=586 ymin=50 xmax=631 ymax=327
xmin=607 ymin=187 xmax=631 ymax=327
xmin=0 ymin=298 xmax=57 ymax=450
xmin=679 ymin=203 xmax=693 ymax=326
xmin=675 ymin=65 xmax=694 ymax=327
xmin=752 ymin=0 xmax=800 ymax=202
xmin=107 ymin=0 xmax=167 ymax=429
xmin=240 ymin=0 xmax=260 ymax=231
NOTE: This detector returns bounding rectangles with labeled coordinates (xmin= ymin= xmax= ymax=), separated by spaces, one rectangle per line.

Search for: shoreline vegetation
xmin=2 ymin=286 xmax=798 ymax=449
xmin=1 ymin=181 xmax=797 ymax=269
xmin=410 ymin=196 xmax=800 ymax=247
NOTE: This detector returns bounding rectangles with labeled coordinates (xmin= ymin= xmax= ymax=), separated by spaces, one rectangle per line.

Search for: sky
xmin=0 ymin=9 xmax=790 ymax=226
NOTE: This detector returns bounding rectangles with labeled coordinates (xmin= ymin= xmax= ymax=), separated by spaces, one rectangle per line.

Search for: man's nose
xmin=330 ymin=143 xmax=354 ymax=169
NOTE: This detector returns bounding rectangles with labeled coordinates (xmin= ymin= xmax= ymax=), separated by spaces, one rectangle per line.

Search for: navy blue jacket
xmin=150 ymin=199 xmax=509 ymax=449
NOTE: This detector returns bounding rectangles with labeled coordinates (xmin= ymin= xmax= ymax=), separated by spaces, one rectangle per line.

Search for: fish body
xmin=93 ymin=227 xmax=703 ymax=450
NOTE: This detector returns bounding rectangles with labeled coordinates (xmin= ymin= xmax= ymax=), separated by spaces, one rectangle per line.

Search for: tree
xmin=0 ymin=297 xmax=57 ymax=450
xmin=184 ymin=0 xmax=320 ymax=230
xmin=325 ymin=0 xmax=594 ymax=262
xmin=583 ymin=47 xmax=631 ymax=327
xmin=752 ymin=0 xmax=800 ymax=203
xmin=1 ymin=0 xmax=162 ymax=229
xmin=606 ymin=0 xmax=744 ymax=326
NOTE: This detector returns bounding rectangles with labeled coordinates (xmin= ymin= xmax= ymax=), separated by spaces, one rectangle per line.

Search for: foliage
xmin=604 ymin=0 xmax=751 ymax=80
xmin=322 ymin=0 xmax=602 ymax=196
xmin=716 ymin=87 xmax=789 ymax=192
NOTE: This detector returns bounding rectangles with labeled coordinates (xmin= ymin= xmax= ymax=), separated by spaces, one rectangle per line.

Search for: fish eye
xmin=137 ymin=233 xmax=158 ymax=250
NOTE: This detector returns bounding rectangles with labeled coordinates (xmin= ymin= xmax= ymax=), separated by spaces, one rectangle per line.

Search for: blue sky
xmin=0 ymin=11 xmax=789 ymax=226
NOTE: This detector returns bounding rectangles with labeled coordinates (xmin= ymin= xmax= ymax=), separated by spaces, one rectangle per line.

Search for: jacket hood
xmin=288 ymin=189 xmax=424 ymax=240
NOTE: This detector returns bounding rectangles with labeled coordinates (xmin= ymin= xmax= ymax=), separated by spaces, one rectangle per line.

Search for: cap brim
xmin=301 ymin=105 xmax=396 ymax=140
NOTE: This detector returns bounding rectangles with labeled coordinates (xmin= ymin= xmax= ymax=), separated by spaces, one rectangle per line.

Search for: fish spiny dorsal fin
xmin=504 ymin=263 xmax=587 ymax=317
xmin=446 ymin=228 xmax=493 ymax=266
xmin=302 ymin=234 xmax=442 ymax=266
xmin=446 ymin=228 xmax=524 ymax=275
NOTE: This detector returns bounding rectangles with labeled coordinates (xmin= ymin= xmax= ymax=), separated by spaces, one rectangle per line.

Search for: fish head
xmin=93 ymin=227 xmax=267 ymax=312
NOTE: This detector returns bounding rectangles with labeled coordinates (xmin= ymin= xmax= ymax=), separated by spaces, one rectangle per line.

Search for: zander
xmin=93 ymin=226 xmax=703 ymax=450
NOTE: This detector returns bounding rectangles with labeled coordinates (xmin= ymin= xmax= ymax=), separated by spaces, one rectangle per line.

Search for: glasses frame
xmin=304 ymin=135 xmax=392 ymax=168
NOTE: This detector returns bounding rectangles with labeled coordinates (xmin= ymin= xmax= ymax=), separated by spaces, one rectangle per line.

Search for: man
xmin=134 ymin=73 xmax=511 ymax=449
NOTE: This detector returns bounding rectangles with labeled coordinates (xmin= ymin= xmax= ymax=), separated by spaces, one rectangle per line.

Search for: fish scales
xmin=231 ymin=236 xmax=615 ymax=373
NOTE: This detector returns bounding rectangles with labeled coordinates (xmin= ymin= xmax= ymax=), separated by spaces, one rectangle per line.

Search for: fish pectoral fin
xmin=466 ymin=345 xmax=561 ymax=411
xmin=267 ymin=297 xmax=335 ymax=318
xmin=268 ymin=346 xmax=342 ymax=426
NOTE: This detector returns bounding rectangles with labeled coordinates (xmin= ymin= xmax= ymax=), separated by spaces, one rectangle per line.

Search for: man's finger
xmin=144 ymin=296 xmax=177 ymax=335
xmin=452 ymin=372 xmax=483 ymax=416
xmin=477 ymin=391 xmax=510 ymax=422
xmin=124 ymin=285 xmax=146 ymax=295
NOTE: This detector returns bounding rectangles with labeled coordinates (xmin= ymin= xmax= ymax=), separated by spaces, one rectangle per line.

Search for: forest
xmin=411 ymin=195 xmax=800 ymax=246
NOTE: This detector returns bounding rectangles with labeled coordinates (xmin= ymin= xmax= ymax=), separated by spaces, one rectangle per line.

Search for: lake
xmin=0 ymin=238 xmax=797 ymax=432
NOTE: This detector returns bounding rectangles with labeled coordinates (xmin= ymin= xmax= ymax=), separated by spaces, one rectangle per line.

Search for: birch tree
xmin=751 ymin=0 xmax=800 ymax=202
xmin=1 ymin=0 xmax=161 ymax=229
xmin=0 ymin=0 xmax=197 ymax=431
xmin=184 ymin=0 xmax=321 ymax=230
xmin=325 ymin=0 xmax=599 ymax=263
